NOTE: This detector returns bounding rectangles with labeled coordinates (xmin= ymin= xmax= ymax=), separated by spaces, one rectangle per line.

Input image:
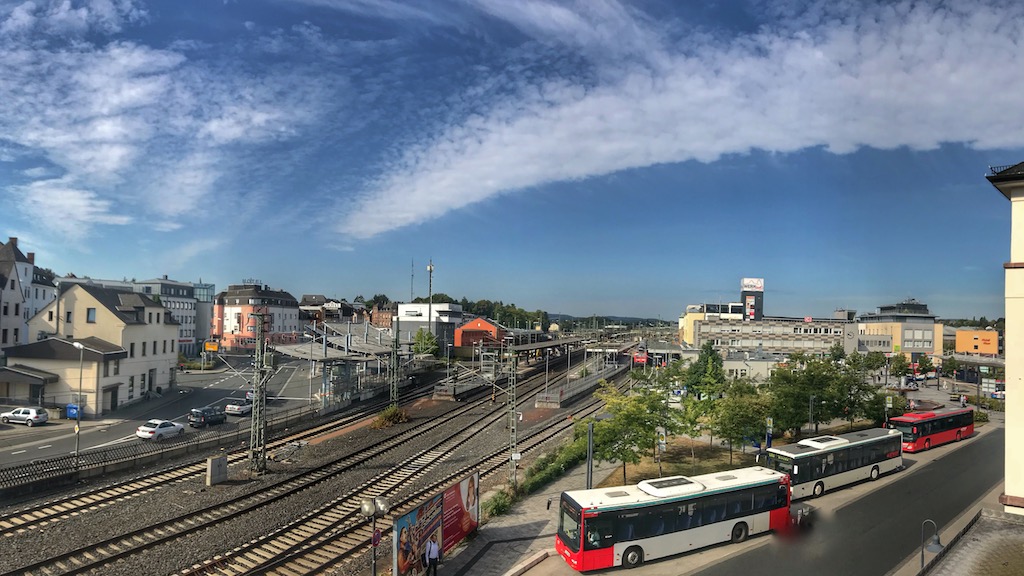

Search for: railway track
xmin=0 ymin=387 xmax=438 ymax=539
xmin=176 ymin=376 xmax=625 ymax=576
xmin=1 ymin=369 xmax=573 ymax=576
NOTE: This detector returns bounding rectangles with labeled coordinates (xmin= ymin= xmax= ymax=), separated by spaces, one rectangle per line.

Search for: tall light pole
xmin=72 ymin=341 xmax=85 ymax=468
xmin=446 ymin=343 xmax=453 ymax=382
xmin=544 ymin=352 xmax=550 ymax=393
xmin=426 ymin=260 xmax=434 ymax=339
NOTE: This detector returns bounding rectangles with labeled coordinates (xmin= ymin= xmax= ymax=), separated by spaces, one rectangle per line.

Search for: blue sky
xmin=1 ymin=0 xmax=1019 ymax=322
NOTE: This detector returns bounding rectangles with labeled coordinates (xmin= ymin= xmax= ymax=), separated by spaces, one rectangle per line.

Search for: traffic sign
xmin=372 ymin=528 xmax=381 ymax=547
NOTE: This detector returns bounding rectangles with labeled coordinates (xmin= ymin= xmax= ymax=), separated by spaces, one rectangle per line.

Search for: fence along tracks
xmin=177 ymin=377 xmax=621 ymax=576
xmin=1 ymin=380 xmax=537 ymax=576
xmin=0 ymin=389 xmax=434 ymax=539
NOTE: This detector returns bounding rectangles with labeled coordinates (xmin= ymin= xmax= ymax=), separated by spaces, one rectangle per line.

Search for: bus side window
xmin=584 ymin=518 xmax=614 ymax=550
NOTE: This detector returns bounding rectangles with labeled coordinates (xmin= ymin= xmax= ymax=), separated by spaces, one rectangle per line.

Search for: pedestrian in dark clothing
xmin=425 ymin=533 xmax=440 ymax=576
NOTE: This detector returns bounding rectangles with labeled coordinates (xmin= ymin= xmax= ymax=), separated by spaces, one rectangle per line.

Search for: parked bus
xmin=555 ymin=467 xmax=790 ymax=571
xmin=886 ymin=408 xmax=974 ymax=453
xmin=760 ymin=428 xmax=902 ymax=499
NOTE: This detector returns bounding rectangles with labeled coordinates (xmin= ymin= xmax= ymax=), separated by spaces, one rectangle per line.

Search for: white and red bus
xmin=886 ymin=408 xmax=974 ymax=453
xmin=760 ymin=428 xmax=902 ymax=499
xmin=555 ymin=467 xmax=790 ymax=571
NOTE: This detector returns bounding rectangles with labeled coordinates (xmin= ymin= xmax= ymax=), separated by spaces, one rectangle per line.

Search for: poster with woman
xmin=441 ymin=472 xmax=479 ymax=553
xmin=393 ymin=494 xmax=443 ymax=575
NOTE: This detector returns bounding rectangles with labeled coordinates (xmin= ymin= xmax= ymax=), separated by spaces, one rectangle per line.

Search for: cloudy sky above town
xmin=1 ymin=0 xmax=1021 ymax=321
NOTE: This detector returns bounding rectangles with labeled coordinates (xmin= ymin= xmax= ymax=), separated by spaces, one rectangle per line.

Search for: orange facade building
xmin=955 ymin=329 xmax=1000 ymax=356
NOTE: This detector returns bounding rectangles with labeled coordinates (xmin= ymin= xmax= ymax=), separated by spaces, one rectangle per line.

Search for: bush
xmin=483 ymin=489 xmax=515 ymax=517
xmin=369 ymin=405 xmax=409 ymax=429
xmin=975 ymin=410 xmax=990 ymax=423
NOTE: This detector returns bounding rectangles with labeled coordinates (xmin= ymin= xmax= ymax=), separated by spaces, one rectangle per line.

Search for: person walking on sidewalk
xmin=425 ymin=533 xmax=440 ymax=576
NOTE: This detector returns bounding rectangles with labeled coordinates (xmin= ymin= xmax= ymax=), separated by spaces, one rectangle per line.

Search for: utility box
xmin=206 ymin=456 xmax=228 ymax=486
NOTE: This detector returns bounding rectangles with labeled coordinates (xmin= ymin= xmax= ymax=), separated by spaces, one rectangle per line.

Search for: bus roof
xmin=889 ymin=408 xmax=974 ymax=423
xmin=562 ymin=466 xmax=786 ymax=511
xmin=766 ymin=428 xmax=901 ymax=458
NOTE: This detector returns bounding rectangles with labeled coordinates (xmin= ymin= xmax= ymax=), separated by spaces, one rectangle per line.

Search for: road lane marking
xmin=11 ymin=450 xmax=26 ymax=455
xmin=38 ymin=445 xmax=52 ymax=449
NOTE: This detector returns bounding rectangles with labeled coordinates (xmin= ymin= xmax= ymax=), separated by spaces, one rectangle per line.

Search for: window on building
xmin=153 ymin=340 xmax=157 ymax=355
xmin=142 ymin=341 xmax=147 ymax=356
xmin=14 ymin=303 xmax=19 ymax=316
xmin=113 ymin=359 xmax=120 ymax=375
xmin=48 ymin=310 xmax=53 ymax=321
xmin=87 ymin=308 xmax=96 ymax=323
xmin=1 ymin=329 xmax=6 ymax=344
xmin=163 ymin=340 xmax=167 ymax=353
xmin=1 ymin=303 xmax=6 ymax=315
xmin=148 ymin=312 xmax=152 ymax=323
xmin=66 ymin=311 xmax=72 ymax=324
xmin=130 ymin=343 xmax=135 ymax=358
xmin=103 ymin=361 xmax=109 ymax=377
xmin=13 ymin=328 xmax=18 ymax=342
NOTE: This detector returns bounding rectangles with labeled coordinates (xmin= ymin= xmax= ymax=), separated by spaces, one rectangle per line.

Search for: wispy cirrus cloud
xmin=337 ymin=0 xmax=1024 ymax=239
xmin=15 ymin=178 xmax=133 ymax=241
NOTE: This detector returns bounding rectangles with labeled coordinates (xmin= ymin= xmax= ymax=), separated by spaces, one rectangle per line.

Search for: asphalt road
xmin=698 ymin=426 xmax=1004 ymax=576
xmin=0 ymin=362 xmax=310 ymax=464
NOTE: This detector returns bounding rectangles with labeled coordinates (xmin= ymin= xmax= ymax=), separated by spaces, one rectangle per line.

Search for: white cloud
xmin=14 ymin=178 xmax=132 ymax=241
xmin=339 ymin=0 xmax=1024 ymax=238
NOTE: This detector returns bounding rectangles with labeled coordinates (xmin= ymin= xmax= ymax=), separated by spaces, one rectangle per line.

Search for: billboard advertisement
xmin=442 ymin=472 xmax=479 ymax=553
xmin=745 ymin=296 xmax=755 ymax=320
xmin=393 ymin=494 xmax=443 ymax=576
xmin=740 ymin=277 xmax=764 ymax=292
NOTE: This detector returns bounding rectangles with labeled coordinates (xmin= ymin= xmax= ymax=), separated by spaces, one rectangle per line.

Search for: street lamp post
xmin=544 ymin=352 xmax=550 ymax=393
xmin=360 ymin=496 xmax=390 ymax=576
xmin=72 ymin=341 xmax=85 ymax=468
xmin=920 ymin=518 xmax=945 ymax=569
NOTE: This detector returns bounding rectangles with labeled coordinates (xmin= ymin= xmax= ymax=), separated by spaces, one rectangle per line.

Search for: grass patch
xmin=369 ymin=405 xmax=409 ymax=429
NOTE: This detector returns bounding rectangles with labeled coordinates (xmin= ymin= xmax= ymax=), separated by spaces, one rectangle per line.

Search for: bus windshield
xmin=887 ymin=422 xmax=916 ymax=441
xmin=558 ymin=497 xmax=582 ymax=553
xmin=764 ymin=452 xmax=794 ymax=476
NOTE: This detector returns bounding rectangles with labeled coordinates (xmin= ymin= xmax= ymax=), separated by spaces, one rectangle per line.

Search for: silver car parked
xmin=1 ymin=406 xmax=49 ymax=427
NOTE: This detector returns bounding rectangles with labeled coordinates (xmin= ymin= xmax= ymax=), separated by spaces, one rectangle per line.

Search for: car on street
xmin=136 ymin=419 xmax=185 ymax=440
xmin=1 ymin=406 xmax=49 ymax=427
xmin=187 ymin=406 xmax=227 ymax=428
xmin=225 ymin=398 xmax=253 ymax=416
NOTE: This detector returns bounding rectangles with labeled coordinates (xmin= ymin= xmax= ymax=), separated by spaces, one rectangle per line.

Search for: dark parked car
xmin=188 ymin=406 xmax=227 ymax=428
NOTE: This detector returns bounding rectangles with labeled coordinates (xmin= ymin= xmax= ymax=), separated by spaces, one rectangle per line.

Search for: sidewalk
xmin=440 ymin=460 xmax=622 ymax=576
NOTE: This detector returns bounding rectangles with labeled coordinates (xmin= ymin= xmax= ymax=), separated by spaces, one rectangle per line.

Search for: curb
xmin=503 ymin=549 xmax=550 ymax=576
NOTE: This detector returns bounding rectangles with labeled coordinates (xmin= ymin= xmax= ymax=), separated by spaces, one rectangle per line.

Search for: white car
xmin=225 ymin=398 xmax=253 ymax=416
xmin=136 ymin=419 xmax=185 ymax=440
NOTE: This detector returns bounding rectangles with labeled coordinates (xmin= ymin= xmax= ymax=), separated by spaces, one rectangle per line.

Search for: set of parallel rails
xmin=219 ymin=376 xmax=624 ymax=576
xmin=2 ymin=370 xmax=562 ymax=576
xmin=0 ymin=388 xmax=435 ymax=539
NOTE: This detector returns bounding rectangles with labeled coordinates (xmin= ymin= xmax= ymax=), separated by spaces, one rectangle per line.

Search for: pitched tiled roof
xmin=4 ymin=336 xmax=127 ymax=362
xmin=76 ymin=284 xmax=178 ymax=325
xmin=0 ymin=239 xmax=30 ymax=264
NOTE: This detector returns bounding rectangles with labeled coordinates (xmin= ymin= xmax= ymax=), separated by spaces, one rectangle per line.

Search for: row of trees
xmin=584 ymin=342 xmax=914 ymax=479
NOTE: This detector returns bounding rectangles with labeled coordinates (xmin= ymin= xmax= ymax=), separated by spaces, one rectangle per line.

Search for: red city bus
xmin=555 ymin=467 xmax=790 ymax=571
xmin=886 ymin=408 xmax=974 ymax=453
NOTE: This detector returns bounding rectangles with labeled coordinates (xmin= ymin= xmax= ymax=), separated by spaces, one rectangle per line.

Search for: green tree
xmin=917 ymin=355 xmax=935 ymax=376
xmin=828 ymin=342 xmax=847 ymax=365
xmin=592 ymin=382 xmax=683 ymax=483
xmin=827 ymin=365 xmax=880 ymax=430
xmin=889 ymin=354 xmax=910 ymax=378
xmin=864 ymin=351 xmax=887 ymax=372
xmin=942 ymin=357 xmax=960 ymax=377
xmin=412 ymin=328 xmax=438 ymax=356
xmin=710 ymin=381 xmax=769 ymax=464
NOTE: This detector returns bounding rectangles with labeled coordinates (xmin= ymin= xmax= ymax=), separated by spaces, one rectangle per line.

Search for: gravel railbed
xmin=0 ymin=394 xmax=568 ymax=576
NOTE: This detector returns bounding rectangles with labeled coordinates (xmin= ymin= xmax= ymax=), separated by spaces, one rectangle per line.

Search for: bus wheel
xmin=956 ymin=431 xmax=962 ymax=442
xmin=924 ymin=439 xmax=931 ymax=451
xmin=623 ymin=546 xmax=643 ymax=568
xmin=813 ymin=482 xmax=825 ymax=498
xmin=870 ymin=466 xmax=880 ymax=481
xmin=731 ymin=522 xmax=748 ymax=543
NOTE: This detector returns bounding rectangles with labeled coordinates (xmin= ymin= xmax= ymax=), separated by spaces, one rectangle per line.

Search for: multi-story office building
xmin=858 ymin=298 xmax=944 ymax=361
xmin=212 ymin=282 xmax=300 ymax=351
